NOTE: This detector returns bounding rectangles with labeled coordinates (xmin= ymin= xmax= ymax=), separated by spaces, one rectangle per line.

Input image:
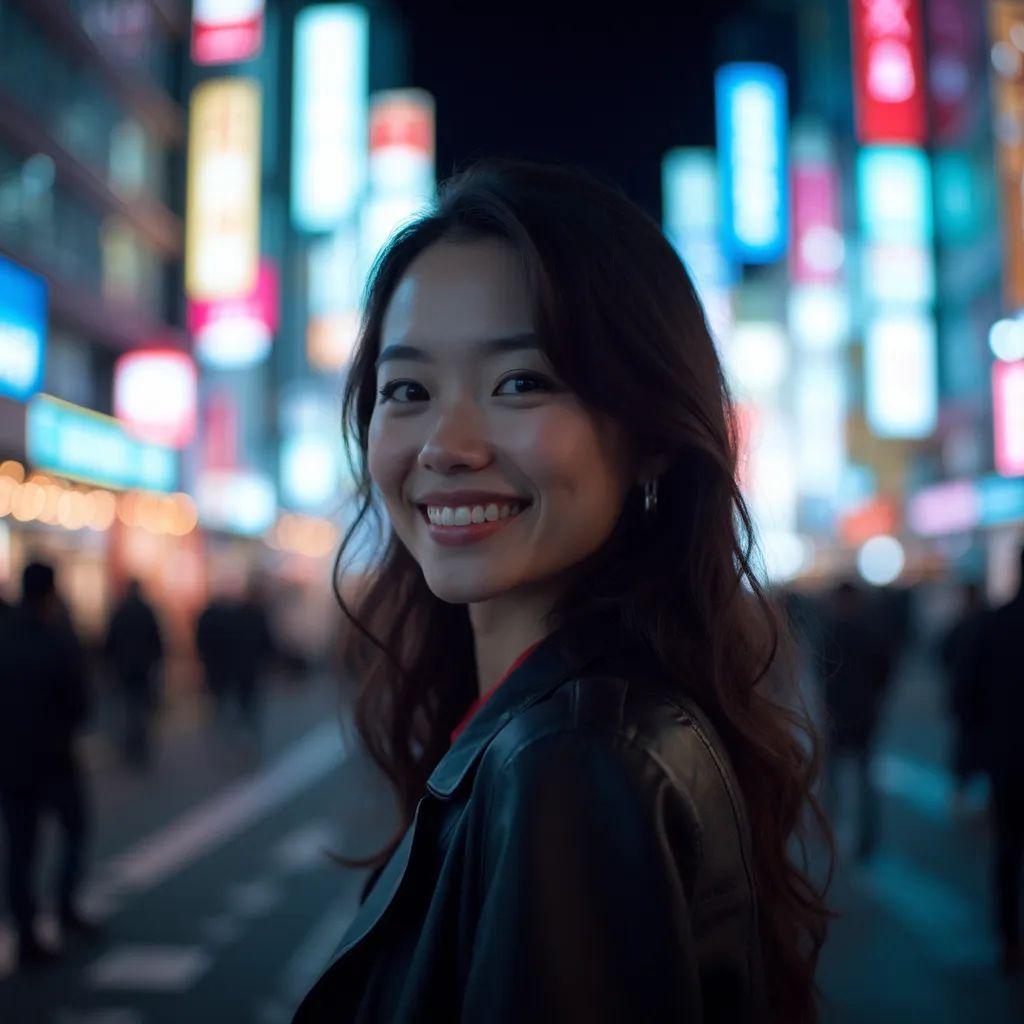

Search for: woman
xmin=295 ymin=161 xmax=831 ymax=1023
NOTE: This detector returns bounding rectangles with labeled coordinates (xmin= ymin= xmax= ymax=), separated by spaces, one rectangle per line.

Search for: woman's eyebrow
xmin=375 ymin=333 xmax=539 ymax=370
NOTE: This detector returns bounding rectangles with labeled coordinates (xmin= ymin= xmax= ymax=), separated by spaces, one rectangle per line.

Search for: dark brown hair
xmin=334 ymin=160 xmax=832 ymax=1023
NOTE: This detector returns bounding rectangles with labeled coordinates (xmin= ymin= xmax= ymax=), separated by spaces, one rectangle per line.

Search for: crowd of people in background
xmin=0 ymin=548 xmax=1022 ymax=975
xmin=0 ymin=560 xmax=280 ymax=970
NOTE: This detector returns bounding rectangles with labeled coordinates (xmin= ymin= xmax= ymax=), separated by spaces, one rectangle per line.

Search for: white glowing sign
xmin=196 ymin=469 xmax=276 ymax=536
xmin=864 ymin=311 xmax=937 ymax=438
xmin=185 ymin=78 xmax=261 ymax=301
xmin=114 ymin=350 xmax=198 ymax=449
xmin=291 ymin=5 xmax=369 ymax=231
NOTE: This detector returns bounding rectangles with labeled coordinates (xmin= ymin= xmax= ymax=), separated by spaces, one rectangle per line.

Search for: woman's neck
xmin=469 ymin=587 xmax=557 ymax=696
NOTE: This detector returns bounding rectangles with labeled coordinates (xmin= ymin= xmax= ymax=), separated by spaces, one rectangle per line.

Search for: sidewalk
xmin=817 ymin=647 xmax=1024 ymax=1023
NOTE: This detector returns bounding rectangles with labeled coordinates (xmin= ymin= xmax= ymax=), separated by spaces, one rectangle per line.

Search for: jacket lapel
xmin=323 ymin=610 xmax=641 ymax=968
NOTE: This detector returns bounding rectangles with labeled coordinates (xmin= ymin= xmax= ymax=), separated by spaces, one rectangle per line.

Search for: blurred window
xmin=0 ymin=1 xmax=168 ymax=204
xmin=0 ymin=144 xmax=166 ymax=317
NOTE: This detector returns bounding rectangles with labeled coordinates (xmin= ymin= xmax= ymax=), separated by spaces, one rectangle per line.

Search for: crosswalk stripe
xmin=85 ymin=722 xmax=346 ymax=909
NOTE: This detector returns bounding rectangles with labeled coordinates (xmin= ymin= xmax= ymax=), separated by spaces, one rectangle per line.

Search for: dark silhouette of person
xmin=196 ymin=592 xmax=237 ymax=726
xmin=0 ymin=561 xmax=94 ymax=968
xmin=939 ymin=581 xmax=988 ymax=813
xmin=197 ymin=582 xmax=275 ymax=757
xmin=819 ymin=581 xmax=894 ymax=861
xmin=967 ymin=547 xmax=1024 ymax=975
xmin=230 ymin=577 xmax=276 ymax=754
xmin=104 ymin=578 xmax=164 ymax=770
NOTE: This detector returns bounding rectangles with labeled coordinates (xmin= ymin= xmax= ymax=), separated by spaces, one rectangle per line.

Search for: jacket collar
xmin=426 ymin=610 xmax=640 ymax=799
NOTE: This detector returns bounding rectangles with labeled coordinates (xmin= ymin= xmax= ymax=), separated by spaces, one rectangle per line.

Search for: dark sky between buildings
xmin=388 ymin=4 xmax=799 ymax=218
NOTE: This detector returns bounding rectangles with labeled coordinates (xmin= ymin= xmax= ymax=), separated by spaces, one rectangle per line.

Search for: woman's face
xmin=368 ymin=238 xmax=634 ymax=606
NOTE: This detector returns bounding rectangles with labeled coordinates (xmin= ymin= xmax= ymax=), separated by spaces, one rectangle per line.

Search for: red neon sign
xmin=850 ymin=0 xmax=928 ymax=144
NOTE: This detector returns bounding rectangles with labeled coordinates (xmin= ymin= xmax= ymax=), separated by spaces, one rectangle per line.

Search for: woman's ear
xmin=635 ymin=449 xmax=673 ymax=485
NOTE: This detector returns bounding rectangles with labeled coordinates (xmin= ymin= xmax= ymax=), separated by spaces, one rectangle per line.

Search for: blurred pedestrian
xmin=230 ymin=576 xmax=276 ymax=754
xmin=967 ymin=546 xmax=1024 ymax=975
xmin=820 ymin=581 xmax=894 ymax=861
xmin=938 ymin=581 xmax=988 ymax=815
xmin=104 ymin=578 xmax=164 ymax=770
xmin=0 ymin=561 xmax=96 ymax=969
xmin=290 ymin=161 xmax=832 ymax=1024
xmin=196 ymin=590 xmax=237 ymax=728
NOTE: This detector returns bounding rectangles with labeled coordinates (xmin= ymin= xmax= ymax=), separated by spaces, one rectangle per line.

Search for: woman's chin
xmin=423 ymin=572 xmax=511 ymax=607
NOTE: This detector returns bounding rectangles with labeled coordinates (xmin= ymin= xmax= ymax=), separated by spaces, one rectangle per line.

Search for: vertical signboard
xmin=990 ymin=2 xmax=1024 ymax=310
xmin=927 ymin=0 xmax=981 ymax=144
xmin=849 ymin=0 xmax=928 ymax=143
xmin=994 ymin=359 xmax=1024 ymax=476
xmin=185 ymin=78 xmax=262 ymax=301
xmin=291 ymin=4 xmax=369 ymax=232
xmin=715 ymin=63 xmax=789 ymax=264
xmin=191 ymin=0 xmax=265 ymax=65
xmin=864 ymin=311 xmax=938 ymax=438
xmin=0 ymin=254 xmax=47 ymax=402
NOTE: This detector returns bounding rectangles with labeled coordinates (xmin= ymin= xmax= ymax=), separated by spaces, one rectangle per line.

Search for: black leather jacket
xmin=294 ymin=619 xmax=767 ymax=1022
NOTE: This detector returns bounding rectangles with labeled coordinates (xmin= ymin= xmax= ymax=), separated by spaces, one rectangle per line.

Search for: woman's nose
xmin=417 ymin=404 xmax=492 ymax=474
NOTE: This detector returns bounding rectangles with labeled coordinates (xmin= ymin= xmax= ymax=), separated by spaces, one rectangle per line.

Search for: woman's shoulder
xmin=472 ymin=670 xmax=757 ymax=907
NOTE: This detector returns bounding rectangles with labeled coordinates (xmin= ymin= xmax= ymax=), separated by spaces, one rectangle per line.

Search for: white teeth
xmin=425 ymin=502 xmax=526 ymax=526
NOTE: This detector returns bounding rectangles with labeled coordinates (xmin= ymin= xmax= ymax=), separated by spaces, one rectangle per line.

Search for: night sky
xmin=390 ymin=5 xmax=769 ymax=219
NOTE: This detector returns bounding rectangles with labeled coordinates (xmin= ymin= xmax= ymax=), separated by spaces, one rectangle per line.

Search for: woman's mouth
xmin=421 ymin=501 xmax=529 ymax=526
xmin=416 ymin=500 xmax=531 ymax=546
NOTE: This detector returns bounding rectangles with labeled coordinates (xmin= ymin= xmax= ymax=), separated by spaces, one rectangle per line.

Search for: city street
xmin=0 ymin=654 xmax=1022 ymax=1024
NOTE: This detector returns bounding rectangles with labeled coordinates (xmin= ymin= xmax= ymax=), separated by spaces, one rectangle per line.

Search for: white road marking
xmin=277 ymin=885 xmax=364 ymax=1005
xmin=85 ymin=722 xmax=346 ymax=910
xmin=53 ymin=1009 xmax=145 ymax=1024
xmin=200 ymin=913 xmax=244 ymax=946
xmin=271 ymin=820 xmax=339 ymax=873
xmin=227 ymin=879 xmax=282 ymax=917
xmin=872 ymin=752 xmax=954 ymax=822
xmin=853 ymin=852 xmax=996 ymax=968
xmin=88 ymin=944 xmax=212 ymax=992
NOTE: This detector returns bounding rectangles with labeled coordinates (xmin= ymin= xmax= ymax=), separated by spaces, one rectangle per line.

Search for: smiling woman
xmin=295 ymin=160 xmax=832 ymax=1024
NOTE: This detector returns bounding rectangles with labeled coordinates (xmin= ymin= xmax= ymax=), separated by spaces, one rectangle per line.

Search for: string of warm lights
xmin=267 ymin=512 xmax=338 ymax=559
xmin=0 ymin=459 xmax=338 ymax=555
xmin=0 ymin=460 xmax=198 ymax=537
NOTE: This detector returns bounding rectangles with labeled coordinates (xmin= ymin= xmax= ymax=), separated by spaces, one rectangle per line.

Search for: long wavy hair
xmin=333 ymin=160 xmax=832 ymax=1023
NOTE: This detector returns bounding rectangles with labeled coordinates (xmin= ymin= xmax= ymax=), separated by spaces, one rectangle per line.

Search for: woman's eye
xmin=493 ymin=373 xmax=552 ymax=397
xmin=378 ymin=380 xmax=428 ymax=404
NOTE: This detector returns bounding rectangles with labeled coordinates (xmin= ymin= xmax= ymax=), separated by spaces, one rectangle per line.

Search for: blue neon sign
xmin=27 ymin=395 xmax=177 ymax=492
xmin=715 ymin=62 xmax=789 ymax=264
xmin=978 ymin=474 xmax=1024 ymax=527
xmin=0 ymin=255 xmax=47 ymax=401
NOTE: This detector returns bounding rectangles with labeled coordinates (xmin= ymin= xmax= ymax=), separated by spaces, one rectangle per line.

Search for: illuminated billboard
xmin=185 ymin=78 xmax=262 ymax=301
xmin=187 ymin=259 xmax=279 ymax=368
xmin=850 ymin=0 xmax=927 ymax=144
xmin=989 ymin=2 xmax=1024 ymax=309
xmin=291 ymin=4 xmax=369 ymax=231
xmin=27 ymin=395 xmax=177 ymax=492
xmin=864 ymin=311 xmax=938 ymax=439
xmin=196 ymin=469 xmax=276 ymax=536
xmin=191 ymin=0 xmax=265 ymax=65
xmin=0 ymin=254 xmax=46 ymax=402
xmin=114 ymin=350 xmax=198 ymax=449
xmin=715 ymin=63 xmax=789 ymax=264
xmin=994 ymin=360 xmax=1024 ymax=477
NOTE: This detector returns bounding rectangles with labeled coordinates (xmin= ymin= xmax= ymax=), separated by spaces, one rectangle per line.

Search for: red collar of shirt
xmin=450 ymin=642 xmax=542 ymax=745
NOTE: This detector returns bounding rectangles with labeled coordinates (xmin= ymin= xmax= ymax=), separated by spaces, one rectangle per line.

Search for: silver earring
xmin=643 ymin=478 xmax=658 ymax=517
